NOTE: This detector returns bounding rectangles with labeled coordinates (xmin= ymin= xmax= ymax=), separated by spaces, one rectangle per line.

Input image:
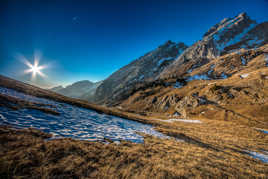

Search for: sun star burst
xmin=23 ymin=59 xmax=46 ymax=80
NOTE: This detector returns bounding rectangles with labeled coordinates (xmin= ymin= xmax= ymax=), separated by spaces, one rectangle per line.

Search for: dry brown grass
xmin=0 ymin=125 xmax=267 ymax=179
xmin=0 ymin=76 xmax=268 ymax=178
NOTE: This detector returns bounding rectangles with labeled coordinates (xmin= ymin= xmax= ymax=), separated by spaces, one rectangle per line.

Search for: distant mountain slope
xmin=50 ymin=85 xmax=64 ymax=92
xmin=80 ymin=81 xmax=103 ymax=101
xmin=94 ymin=41 xmax=188 ymax=104
xmin=50 ymin=80 xmax=102 ymax=99
xmin=94 ymin=12 xmax=268 ymax=106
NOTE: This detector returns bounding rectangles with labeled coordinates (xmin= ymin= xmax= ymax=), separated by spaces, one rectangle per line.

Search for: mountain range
xmin=91 ymin=12 xmax=268 ymax=109
xmin=50 ymin=80 xmax=102 ymax=99
xmin=48 ymin=12 xmax=268 ymax=124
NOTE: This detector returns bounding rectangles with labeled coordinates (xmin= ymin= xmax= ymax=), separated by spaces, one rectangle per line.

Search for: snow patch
xmin=220 ymin=72 xmax=228 ymax=79
xmin=241 ymin=56 xmax=247 ymax=65
xmin=173 ymin=81 xmax=184 ymax=89
xmin=214 ymin=23 xmax=256 ymax=51
xmin=187 ymin=63 xmax=203 ymax=74
xmin=157 ymin=57 xmax=174 ymax=67
xmin=228 ymin=49 xmax=242 ymax=54
xmin=158 ymin=118 xmax=202 ymax=123
xmin=0 ymin=114 xmax=6 ymax=120
xmin=246 ymin=151 xmax=268 ymax=163
xmin=240 ymin=73 xmax=249 ymax=79
xmin=173 ymin=112 xmax=181 ymax=117
xmin=225 ymin=23 xmax=256 ymax=46
xmin=265 ymin=54 xmax=268 ymax=67
xmin=198 ymin=97 xmax=208 ymax=105
xmin=0 ymin=87 xmax=171 ymax=143
xmin=113 ymin=141 xmax=121 ymax=145
xmin=247 ymin=37 xmax=264 ymax=47
xmin=138 ymin=75 xmax=144 ymax=81
xmin=257 ymin=128 xmax=268 ymax=134
xmin=208 ymin=64 xmax=215 ymax=76
xmin=186 ymin=74 xmax=211 ymax=82
xmin=187 ymin=68 xmax=193 ymax=73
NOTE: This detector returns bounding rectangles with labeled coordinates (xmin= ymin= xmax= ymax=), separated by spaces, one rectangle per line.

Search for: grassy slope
xmin=0 ymin=45 xmax=268 ymax=177
xmin=119 ymin=44 xmax=268 ymax=128
xmin=0 ymin=78 xmax=267 ymax=178
xmin=0 ymin=126 xmax=267 ymax=178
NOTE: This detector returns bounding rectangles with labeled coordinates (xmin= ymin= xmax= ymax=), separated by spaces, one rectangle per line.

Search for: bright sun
xmin=23 ymin=58 xmax=46 ymax=80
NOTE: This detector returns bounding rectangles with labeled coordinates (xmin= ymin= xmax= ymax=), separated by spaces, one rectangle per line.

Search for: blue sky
xmin=0 ymin=0 xmax=268 ymax=87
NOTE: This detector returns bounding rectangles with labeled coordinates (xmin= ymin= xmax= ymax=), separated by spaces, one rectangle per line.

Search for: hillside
xmin=94 ymin=41 xmax=188 ymax=103
xmin=93 ymin=12 xmax=268 ymax=106
xmin=118 ymin=44 xmax=268 ymax=127
xmin=0 ymin=75 xmax=268 ymax=178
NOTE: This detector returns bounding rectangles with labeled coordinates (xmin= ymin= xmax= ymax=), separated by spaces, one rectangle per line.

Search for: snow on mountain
xmin=203 ymin=12 xmax=258 ymax=52
xmin=93 ymin=12 xmax=268 ymax=105
xmin=159 ymin=12 xmax=268 ymax=79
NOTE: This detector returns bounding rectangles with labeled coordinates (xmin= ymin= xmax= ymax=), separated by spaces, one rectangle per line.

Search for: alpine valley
xmin=0 ymin=12 xmax=268 ymax=178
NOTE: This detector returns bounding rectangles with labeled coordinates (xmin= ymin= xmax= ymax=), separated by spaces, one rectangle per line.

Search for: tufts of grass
xmin=0 ymin=126 xmax=267 ymax=178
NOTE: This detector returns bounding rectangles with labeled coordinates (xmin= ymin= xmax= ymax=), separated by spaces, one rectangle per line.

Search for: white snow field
xmin=0 ymin=87 xmax=169 ymax=143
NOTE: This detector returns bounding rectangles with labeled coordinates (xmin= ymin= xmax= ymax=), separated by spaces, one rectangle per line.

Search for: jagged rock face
xmin=224 ymin=22 xmax=268 ymax=53
xmin=159 ymin=40 xmax=218 ymax=79
xmin=94 ymin=41 xmax=188 ymax=104
xmin=159 ymin=12 xmax=267 ymax=79
xmin=118 ymin=44 xmax=268 ymax=119
xmin=94 ymin=12 xmax=267 ymax=105
xmin=203 ymin=12 xmax=257 ymax=52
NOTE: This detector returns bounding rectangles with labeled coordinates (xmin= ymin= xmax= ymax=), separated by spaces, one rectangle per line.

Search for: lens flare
xmin=23 ymin=58 xmax=47 ymax=80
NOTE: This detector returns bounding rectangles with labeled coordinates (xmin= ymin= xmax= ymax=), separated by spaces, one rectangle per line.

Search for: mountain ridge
xmin=94 ymin=40 xmax=188 ymax=103
xmin=51 ymin=80 xmax=102 ymax=99
xmin=93 ymin=12 xmax=268 ymax=105
xmin=159 ymin=12 xmax=265 ymax=79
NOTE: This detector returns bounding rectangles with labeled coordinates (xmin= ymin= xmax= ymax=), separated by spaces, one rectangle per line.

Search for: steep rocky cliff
xmin=93 ymin=12 xmax=268 ymax=108
xmin=94 ymin=41 xmax=187 ymax=104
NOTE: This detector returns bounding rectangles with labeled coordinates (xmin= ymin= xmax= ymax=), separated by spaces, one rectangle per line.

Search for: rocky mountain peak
xmin=161 ymin=40 xmax=175 ymax=46
xmin=237 ymin=12 xmax=248 ymax=18
xmin=203 ymin=12 xmax=256 ymax=40
xmin=93 ymin=12 xmax=268 ymax=105
xmin=159 ymin=12 xmax=266 ymax=79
